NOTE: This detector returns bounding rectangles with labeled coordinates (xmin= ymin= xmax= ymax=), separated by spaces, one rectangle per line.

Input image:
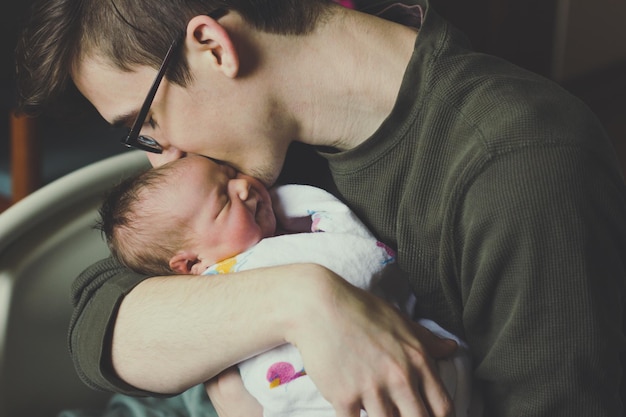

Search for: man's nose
xmin=146 ymin=146 xmax=186 ymax=167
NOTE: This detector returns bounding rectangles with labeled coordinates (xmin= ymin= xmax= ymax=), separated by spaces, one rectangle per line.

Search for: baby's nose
xmin=229 ymin=178 xmax=251 ymax=201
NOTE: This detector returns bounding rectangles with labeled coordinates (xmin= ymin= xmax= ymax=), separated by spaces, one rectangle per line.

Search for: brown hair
xmin=16 ymin=0 xmax=334 ymax=115
xmin=97 ymin=160 xmax=193 ymax=276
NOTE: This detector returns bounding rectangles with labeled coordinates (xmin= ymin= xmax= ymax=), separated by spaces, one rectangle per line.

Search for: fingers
xmin=334 ymin=401 xmax=363 ymax=417
xmin=295 ymin=273 xmax=456 ymax=417
xmin=407 ymin=324 xmax=456 ymax=417
xmin=361 ymin=389 xmax=396 ymax=417
xmin=390 ymin=352 xmax=454 ymax=417
xmin=383 ymin=320 xmax=456 ymax=417
xmin=391 ymin=386 xmax=437 ymax=417
xmin=413 ymin=362 xmax=455 ymax=417
xmin=345 ymin=385 xmax=452 ymax=417
xmin=411 ymin=322 xmax=458 ymax=361
xmin=331 ymin=357 xmax=454 ymax=417
xmin=370 ymin=389 xmax=430 ymax=417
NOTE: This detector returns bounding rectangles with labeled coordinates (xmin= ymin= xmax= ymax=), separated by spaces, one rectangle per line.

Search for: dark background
xmin=2 ymin=0 xmax=625 ymax=209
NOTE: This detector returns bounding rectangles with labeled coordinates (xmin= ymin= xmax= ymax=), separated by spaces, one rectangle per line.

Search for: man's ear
xmin=185 ymin=14 xmax=239 ymax=78
xmin=169 ymin=251 xmax=199 ymax=274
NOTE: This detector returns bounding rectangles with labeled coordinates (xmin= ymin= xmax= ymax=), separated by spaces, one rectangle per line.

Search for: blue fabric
xmin=59 ymin=385 xmax=217 ymax=417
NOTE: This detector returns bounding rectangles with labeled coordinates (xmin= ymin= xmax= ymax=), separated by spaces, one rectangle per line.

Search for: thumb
xmin=411 ymin=321 xmax=459 ymax=360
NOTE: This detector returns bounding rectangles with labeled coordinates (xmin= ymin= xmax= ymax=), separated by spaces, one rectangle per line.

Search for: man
xmin=16 ymin=0 xmax=626 ymax=416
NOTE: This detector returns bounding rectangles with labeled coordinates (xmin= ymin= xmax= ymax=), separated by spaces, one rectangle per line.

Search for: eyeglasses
xmin=120 ymin=36 xmax=182 ymax=154
xmin=120 ymin=9 xmax=228 ymax=154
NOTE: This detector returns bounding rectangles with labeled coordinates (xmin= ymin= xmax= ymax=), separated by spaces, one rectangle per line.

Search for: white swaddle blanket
xmin=203 ymin=184 xmax=477 ymax=417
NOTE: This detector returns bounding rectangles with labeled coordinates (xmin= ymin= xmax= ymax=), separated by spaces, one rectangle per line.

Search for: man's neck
xmin=272 ymin=6 xmax=418 ymax=151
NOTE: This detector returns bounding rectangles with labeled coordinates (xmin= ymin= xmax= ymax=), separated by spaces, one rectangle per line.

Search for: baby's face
xmin=165 ymin=155 xmax=276 ymax=269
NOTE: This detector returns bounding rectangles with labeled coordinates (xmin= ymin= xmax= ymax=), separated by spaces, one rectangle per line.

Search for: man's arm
xmin=457 ymin=146 xmax=626 ymax=416
xmin=71 ymin=259 xmax=457 ymax=416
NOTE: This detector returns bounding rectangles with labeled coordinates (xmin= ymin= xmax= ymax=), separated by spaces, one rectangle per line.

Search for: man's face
xmin=73 ymin=54 xmax=289 ymax=186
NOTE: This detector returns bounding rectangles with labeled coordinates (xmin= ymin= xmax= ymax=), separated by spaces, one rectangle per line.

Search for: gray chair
xmin=0 ymin=151 xmax=150 ymax=417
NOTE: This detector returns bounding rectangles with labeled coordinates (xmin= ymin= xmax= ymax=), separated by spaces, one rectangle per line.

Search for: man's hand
xmin=205 ymin=367 xmax=263 ymax=417
xmin=111 ymin=263 xmax=456 ymax=417
xmin=207 ymin=320 xmax=456 ymax=417
xmin=203 ymin=265 xmax=456 ymax=417
xmin=286 ymin=265 xmax=457 ymax=417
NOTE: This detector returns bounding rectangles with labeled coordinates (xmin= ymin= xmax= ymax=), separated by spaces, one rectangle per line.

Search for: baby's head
xmin=98 ymin=155 xmax=276 ymax=276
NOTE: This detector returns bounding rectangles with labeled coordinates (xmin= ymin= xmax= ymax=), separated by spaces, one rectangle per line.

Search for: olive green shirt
xmin=70 ymin=0 xmax=626 ymax=415
xmin=323 ymin=0 xmax=626 ymax=415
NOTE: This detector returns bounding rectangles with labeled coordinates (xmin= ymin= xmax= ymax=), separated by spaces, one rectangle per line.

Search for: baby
xmin=98 ymin=155 xmax=478 ymax=417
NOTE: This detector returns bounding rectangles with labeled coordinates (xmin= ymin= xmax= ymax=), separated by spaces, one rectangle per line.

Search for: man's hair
xmin=97 ymin=162 xmax=192 ymax=276
xmin=16 ymin=0 xmax=334 ymax=115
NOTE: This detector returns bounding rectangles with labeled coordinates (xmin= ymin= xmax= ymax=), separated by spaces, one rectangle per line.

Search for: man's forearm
xmin=109 ymin=260 xmax=457 ymax=417
xmin=111 ymin=264 xmax=319 ymax=394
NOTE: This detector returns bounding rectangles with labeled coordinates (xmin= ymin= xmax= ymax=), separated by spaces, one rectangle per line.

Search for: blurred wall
xmin=553 ymin=0 xmax=626 ymax=82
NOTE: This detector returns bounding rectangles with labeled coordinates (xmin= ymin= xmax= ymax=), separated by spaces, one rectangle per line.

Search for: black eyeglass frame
xmin=120 ymin=36 xmax=182 ymax=154
xmin=120 ymin=9 xmax=228 ymax=154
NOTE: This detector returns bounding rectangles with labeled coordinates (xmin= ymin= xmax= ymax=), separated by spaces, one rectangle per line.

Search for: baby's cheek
xmin=229 ymin=220 xmax=264 ymax=253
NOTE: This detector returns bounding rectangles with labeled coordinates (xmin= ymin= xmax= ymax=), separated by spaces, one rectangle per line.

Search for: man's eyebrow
xmin=111 ymin=111 xmax=139 ymax=129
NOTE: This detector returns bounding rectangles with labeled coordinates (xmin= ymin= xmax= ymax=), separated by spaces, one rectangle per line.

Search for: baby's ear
xmin=169 ymin=251 xmax=199 ymax=275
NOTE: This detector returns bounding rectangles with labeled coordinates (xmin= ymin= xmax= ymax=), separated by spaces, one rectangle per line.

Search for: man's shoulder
xmin=425 ymin=46 xmax=608 ymax=155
